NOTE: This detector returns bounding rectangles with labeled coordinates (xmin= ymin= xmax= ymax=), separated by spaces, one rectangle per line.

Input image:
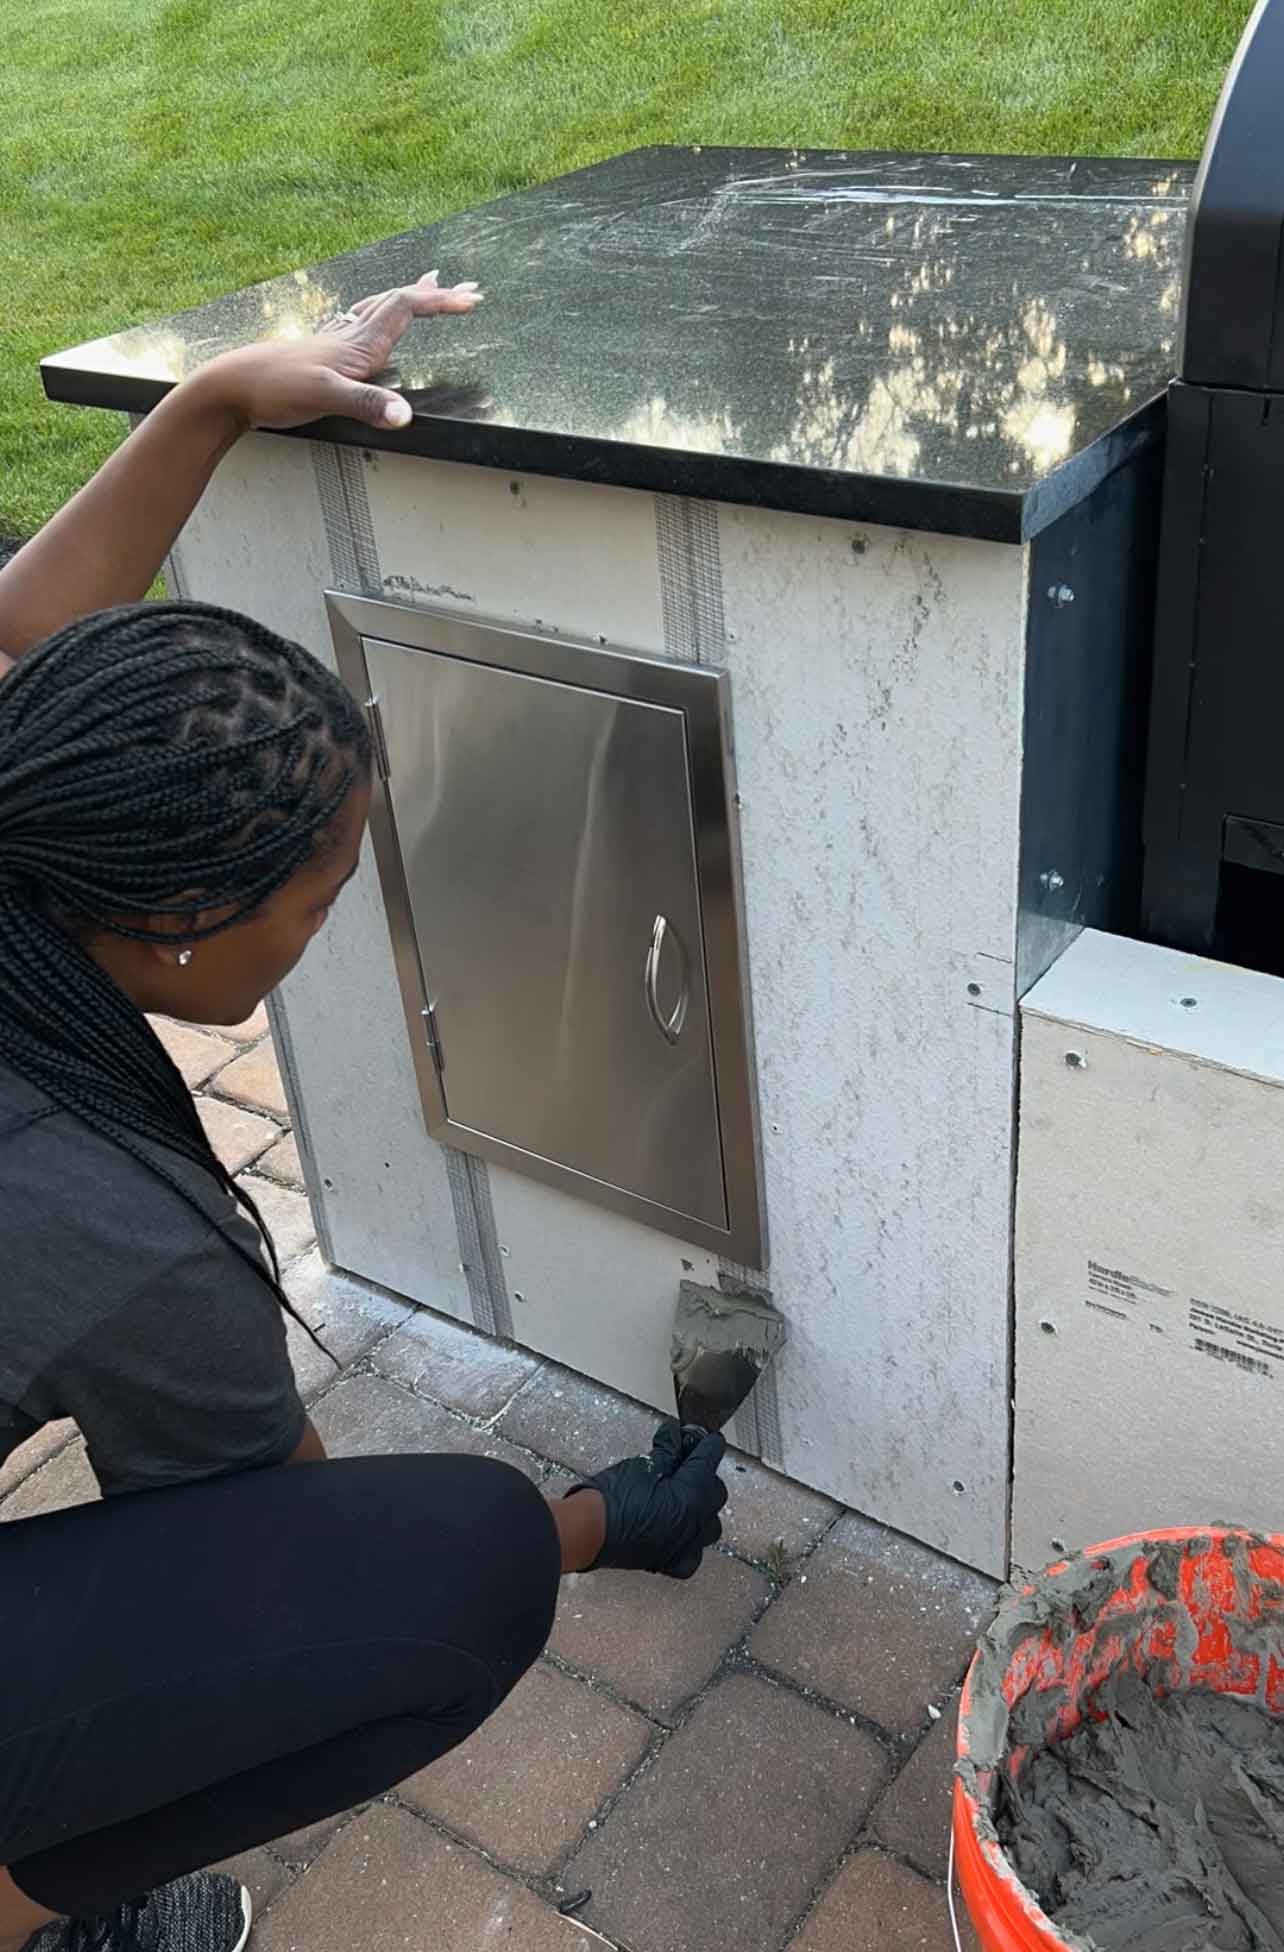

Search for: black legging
xmin=0 ymin=1454 xmax=561 ymax=1918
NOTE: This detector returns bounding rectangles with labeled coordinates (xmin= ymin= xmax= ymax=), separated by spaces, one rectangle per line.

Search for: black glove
xmin=567 ymin=1419 xmax=728 ymax=1580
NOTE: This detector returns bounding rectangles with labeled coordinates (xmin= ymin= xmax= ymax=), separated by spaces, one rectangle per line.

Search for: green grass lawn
xmin=0 ymin=0 xmax=1251 ymax=540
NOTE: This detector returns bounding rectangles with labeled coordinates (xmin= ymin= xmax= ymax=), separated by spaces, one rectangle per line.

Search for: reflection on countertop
xmin=43 ymin=147 xmax=1193 ymax=541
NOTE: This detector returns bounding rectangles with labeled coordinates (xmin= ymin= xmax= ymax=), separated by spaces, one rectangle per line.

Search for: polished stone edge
xmin=39 ymin=362 xmax=1166 ymax=546
xmin=1019 ymin=394 xmax=1167 ymax=539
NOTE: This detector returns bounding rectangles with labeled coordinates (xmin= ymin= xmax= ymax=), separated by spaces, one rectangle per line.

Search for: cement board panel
xmin=1015 ymin=930 xmax=1284 ymax=1571
xmin=485 ymin=1163 xmax=720 ymax=1413
xmin=713 ymin=506 xmax=1025 ymax=1572
xmin=361 ymin=451 xmax=666 ymax=649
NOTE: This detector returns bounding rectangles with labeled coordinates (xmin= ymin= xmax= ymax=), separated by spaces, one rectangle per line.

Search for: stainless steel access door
xmin=328 ymin=595 xmax=765 ymax=1264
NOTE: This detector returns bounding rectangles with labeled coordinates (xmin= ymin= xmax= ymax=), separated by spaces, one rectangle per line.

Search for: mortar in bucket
xmin=951 ymin=1527 xmax=1284 ymax=1952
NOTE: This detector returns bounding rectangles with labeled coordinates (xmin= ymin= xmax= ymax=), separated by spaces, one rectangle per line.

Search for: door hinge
xmin=421 ymin=1001 xmax=446 ymax=1075
xmin=364 ymin=694 xmax=391 ymax=782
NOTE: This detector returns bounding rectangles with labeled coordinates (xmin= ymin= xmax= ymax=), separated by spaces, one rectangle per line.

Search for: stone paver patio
xmin=2 ymin=1013 xmax=995 ymax=1952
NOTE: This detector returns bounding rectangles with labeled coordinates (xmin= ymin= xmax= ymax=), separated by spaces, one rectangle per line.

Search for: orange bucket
xmin=951 ymin=1525 xmax=1284 ymax=1952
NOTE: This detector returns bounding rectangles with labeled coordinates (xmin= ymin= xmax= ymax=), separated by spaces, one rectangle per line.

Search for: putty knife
xmin=670 ymin=1281 xmax=787 ymax=1432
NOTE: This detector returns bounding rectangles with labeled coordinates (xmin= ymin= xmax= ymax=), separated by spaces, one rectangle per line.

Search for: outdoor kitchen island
xmin=43 ymin=147 xmax=1191 ymax=1578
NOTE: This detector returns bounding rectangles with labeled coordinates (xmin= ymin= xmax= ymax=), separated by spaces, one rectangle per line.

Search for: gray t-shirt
xmin=0 ymin=1057 xmax=306 ymax=1497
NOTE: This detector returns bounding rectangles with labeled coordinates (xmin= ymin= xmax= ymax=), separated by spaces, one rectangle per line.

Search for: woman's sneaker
xmin=22 ymin=1873 xmax=252 ymax=1952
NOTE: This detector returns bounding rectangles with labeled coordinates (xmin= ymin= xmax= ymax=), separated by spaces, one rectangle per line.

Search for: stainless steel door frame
xmin=367 ymin=639 xmax=728 ymax=1227
xmin=327 ymin=591 xmax=766 ymax=1267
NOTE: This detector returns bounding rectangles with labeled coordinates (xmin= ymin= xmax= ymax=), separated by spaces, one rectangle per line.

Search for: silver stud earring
xmin=177 ymin=948 xmax=193 ymax=967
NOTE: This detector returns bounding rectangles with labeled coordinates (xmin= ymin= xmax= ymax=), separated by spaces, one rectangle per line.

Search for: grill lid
xmin=1180 ymin=0 xmax=1284 ymax=391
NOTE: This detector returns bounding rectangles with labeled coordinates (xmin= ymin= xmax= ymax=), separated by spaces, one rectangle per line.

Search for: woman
xmin=0 ymin=276 xmax=727 ymax=1952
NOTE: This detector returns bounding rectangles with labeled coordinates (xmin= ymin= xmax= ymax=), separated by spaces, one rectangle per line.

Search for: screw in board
xmin=1047 ymin=584 xmax=1075 ymax=607
xmin=1064 ymin=1050 xmax=1087 ymax=1070
xmin=1039 ymin=869 xmax=1065 ymax=892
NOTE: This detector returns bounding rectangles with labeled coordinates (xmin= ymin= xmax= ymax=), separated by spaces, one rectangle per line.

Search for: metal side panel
xmin=1017 ymin=438 xmax=1163 ymax=996
xmin=329 ymin=593 xmax=765 ymax=1266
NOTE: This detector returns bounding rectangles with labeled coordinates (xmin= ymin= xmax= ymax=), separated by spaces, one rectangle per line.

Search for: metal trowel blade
xmin=671 ymin=1281 xmax=787 ymax=1433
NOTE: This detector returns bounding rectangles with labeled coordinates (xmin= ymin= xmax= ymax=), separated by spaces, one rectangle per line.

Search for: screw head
xmin=1039 ymin=869 xmax=1065 ymax=892
xmin=1048 ymin=584 xmax=1075 ymax=607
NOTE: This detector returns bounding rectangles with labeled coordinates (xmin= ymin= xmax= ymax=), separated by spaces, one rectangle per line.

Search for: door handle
xmin=644 ymin=914 xmax=690 ymax=1046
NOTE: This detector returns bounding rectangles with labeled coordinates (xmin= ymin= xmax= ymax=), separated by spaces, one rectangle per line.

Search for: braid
xmin=0 ymin=600 xmax=371 ymax=1340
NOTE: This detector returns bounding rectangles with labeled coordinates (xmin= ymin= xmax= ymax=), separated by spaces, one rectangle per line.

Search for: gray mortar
xmin=957 ymin=1534 xmax=1284 ymax=1951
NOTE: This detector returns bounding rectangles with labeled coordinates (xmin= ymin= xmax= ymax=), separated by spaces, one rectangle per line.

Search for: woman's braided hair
xmin=0 ymin=599 xmax=370 ymax=1327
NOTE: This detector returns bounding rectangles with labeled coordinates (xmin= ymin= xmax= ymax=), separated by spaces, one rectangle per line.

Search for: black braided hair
xmin=0 ymin=599 xmax=371 ymax=1337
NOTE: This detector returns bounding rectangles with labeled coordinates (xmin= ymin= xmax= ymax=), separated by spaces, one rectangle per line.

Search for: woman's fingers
xmin=329 ymin=276 xmax=481 ymax=375
xmin=430 ymin=280 xmax=483 ymax=309
xmin=649 ymin=1418 xmax=687 ymax=1478
xmin=344 ymin=272 xmax=440 ymax=322
xmin=332 ymin=271 xmax=480 ymax=342
xmin=235 ymin=269 xmax=484 ymax=433
xmin=659 ymin=1511 xmax=724 ymax=1582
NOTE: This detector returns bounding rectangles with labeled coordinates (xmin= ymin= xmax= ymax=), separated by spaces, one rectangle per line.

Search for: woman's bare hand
xmin=0 ymin=272 xmax=482 ymax=665
xmin=197 ymin=271 xmax=483 ymax=434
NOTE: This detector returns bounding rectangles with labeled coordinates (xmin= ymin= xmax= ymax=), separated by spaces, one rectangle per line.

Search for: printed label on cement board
xmin=1081 ymin=1261 xmax=1282 ymax=1380
xmin=1188 ymin=1298 xmax=1281 ymax=1380
xmin=1085 ymin=1260 xmax=1173 ymax=1325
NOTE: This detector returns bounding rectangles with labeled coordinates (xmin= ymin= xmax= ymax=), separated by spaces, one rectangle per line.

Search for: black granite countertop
xmin=43 ymin=146 xmax=1192 ymax=543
